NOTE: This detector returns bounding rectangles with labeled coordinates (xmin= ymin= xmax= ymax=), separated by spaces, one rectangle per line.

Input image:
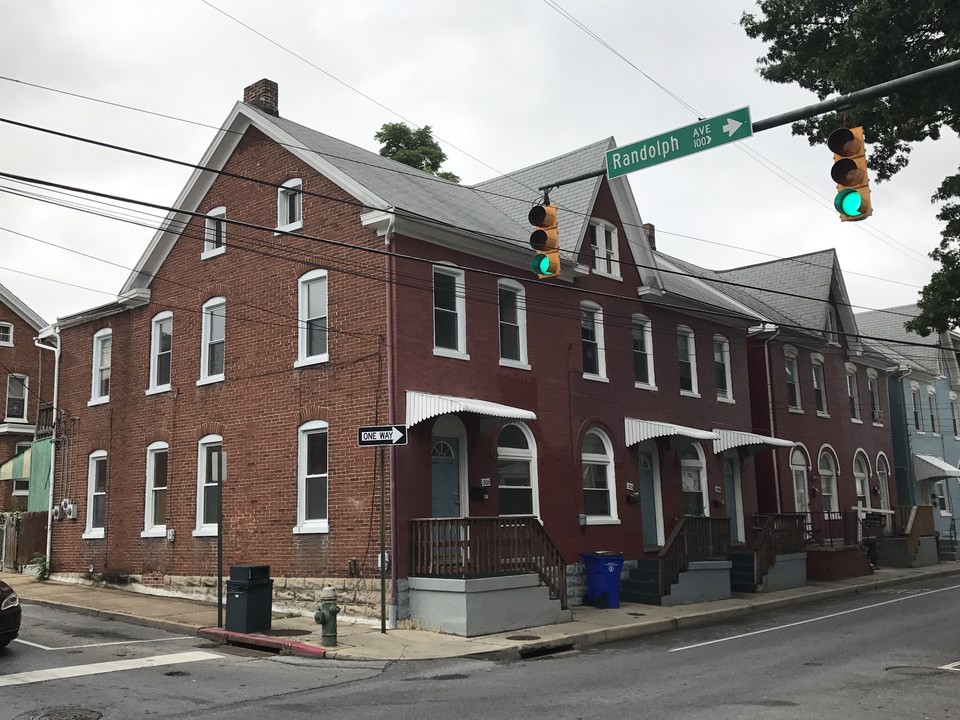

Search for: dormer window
xmin=825 ymin=305 xmax=839 ymax=344
xmin=590 ymin=221 xmax=620 ymax=278
xmin=203 ymin=207 xmax=226 ymax=259
xmin=277 ymin=179 xmax=303 ymax=232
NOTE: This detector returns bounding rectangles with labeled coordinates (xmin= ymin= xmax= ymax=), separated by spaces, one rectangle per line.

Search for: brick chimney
xmin=243 ymin=79 xmax=279 ymax=116
xmin=642 ymin=223 xmax=656 ymax=251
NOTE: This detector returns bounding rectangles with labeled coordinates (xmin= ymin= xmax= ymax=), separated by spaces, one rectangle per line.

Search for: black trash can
xmin=225 ymin=565 xmax=273 ymax=633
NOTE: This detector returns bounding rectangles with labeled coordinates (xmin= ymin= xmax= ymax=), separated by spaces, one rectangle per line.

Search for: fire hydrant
xmin=314 ymin=586 xmax=340 ymax=646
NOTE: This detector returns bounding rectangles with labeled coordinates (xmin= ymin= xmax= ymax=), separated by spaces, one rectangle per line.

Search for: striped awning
xmin=624 ymin=418 xmax=718 ymax=446
xmin=914 ymin=454 xmax=960 ymax=482
xmin=405 ymin=391 xmax=536 ymax=428
xmin=0 ymin=445 xmax=30 ymax=481
xmin=713 ymin=429 xmax=795 ymax=455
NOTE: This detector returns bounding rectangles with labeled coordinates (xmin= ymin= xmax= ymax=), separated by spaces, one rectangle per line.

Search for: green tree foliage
xmin=374 ymin=122 xmax=460 ymax=183
xmin=741 ymin=1 xmax=960 ymax=334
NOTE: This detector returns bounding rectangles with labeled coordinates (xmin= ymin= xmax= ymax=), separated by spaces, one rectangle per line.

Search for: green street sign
xmin=606 ymin=107 xmax=753 ymax=178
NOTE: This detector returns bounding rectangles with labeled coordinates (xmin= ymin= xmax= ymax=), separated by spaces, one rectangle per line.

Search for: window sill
xmin=293 ymin=521 xmax=330 ymax=535
xmin=680 ymin=390 xmax=701 ymax=399
xmin=816 ymin=411 xmax=830 ymax=418
xmin=941 ymin=510 xmax=953 ymax=517
xmin=717 ymin=396 xmax=736 ymax=404
xmin=196 ymin=375 xmax=225 ymax=387
xmin=851 ymin=418 xmax=863 ymax=424
xmin=873 ymin=422 xmax=885 ymax=428
xmin=294 ymin=355 xmax=329 ymax=369
xmin=87 ymin=396 xmax=110 ymax=407
xmin=788 ymin=406 xmax=804 ymax=414
xmin=192 ymin=527 xmax=218 ymax=538
xmin=2 ymin=417 xmax=27 ymax=424
xmin=433 ymin=348 xmax=470 ymax=361
xmin=584 ymin=517 xmax=621 ymax=526
xmin=592 ymin=270 xmax=622 ymax=282
xmin=634 ymin=382 xmax=658 ymax=392
xmin=275 ymin=220 xmax=303 ymax=235
xmin=140 ymin=528 xmax=166 ymax=539
xmin=82 ymin=529 xmax=105 ymax=540
xmin=583 ymin=373 xmax=609 ymax=383
xmin=11 ymin=491 xmax=28 ymax=497
xmin=201 ymin=246 xmax=226 ymax=260
xmin=499 ymin=359 xmax=531 ymax=371
xmin=145 ymin=385 xmax=172 ymax=397
xmin=0 ymin=341 xmax=12 ymax=348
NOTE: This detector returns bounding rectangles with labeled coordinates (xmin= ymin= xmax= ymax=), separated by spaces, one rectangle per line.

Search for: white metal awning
xmin=914 ymin=454 xmax=960 ymax=482
xmin=712 ymin=429 xmax=796 ymax=456
xmin=624 ymin=418 xmax=718 ymax=446
xmin=405 ymin=391 xmax=536 ymax=428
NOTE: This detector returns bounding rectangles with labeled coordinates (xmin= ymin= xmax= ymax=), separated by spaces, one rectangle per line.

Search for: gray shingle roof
xmin=856 ymin=304 xmax=941 ymax=375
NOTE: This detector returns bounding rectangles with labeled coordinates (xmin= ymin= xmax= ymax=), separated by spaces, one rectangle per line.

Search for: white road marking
xmin=13 ymin=635 xmax=193 ymax=651
xmin=0 ymin=650 xmax=221 ymax=686
xmin=671 ymin=583 xmax=960 ymax=652
xmin=939 ymin=660 xmax=960 ymax=672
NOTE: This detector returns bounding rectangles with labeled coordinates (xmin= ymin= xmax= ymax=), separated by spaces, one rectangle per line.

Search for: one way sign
xmin=357 ymin=424 xmax=408 ymax=447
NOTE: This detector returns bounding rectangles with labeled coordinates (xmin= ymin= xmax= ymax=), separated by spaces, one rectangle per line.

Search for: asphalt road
xmin=3 ymin=575 xmax=960 ymax=719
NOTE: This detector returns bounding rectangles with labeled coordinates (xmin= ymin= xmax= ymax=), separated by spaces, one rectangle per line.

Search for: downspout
xmin=760 ymin=325 xmax=782 ymax=513
xmin=384 ymin=211 xmax=399 ymax=629
xmin=35 ymin=327 xmax=61 ymax=567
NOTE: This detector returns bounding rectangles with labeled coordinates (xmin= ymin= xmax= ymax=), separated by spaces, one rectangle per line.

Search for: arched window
xmin=819 ymin=451 xmax=838 ymax=512
xmin=497 ymin=423 xmax=539 ymax=518
xmin=581 ymin=429 xmax=617 ymax=522
xmin=679 ymin=442 xmax=707 ymax=516
xmin=791 ymin=448 xmax=809 ymax=514
xmin=853 ymin=452 xmax=870 ymax=508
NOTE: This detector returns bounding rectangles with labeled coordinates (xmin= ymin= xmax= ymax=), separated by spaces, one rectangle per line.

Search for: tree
xmin=374 ymin=122 xmax=460 ymax=183
xmin=740 ymin=1 xmax=960 ymax=334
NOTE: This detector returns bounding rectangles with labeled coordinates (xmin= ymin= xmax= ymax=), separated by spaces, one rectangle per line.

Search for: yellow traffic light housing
xmin=828 ymin=126 xmax=872 ymax=222
xmin=529 ymin=203 xmax=560 ymax=278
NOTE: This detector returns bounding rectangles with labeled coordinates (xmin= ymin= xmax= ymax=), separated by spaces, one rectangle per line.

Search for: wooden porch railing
xmin=657 ymin=516 xmax=730 ymax=597
xmin=35 ymin=403 xmax=55 ymax=438
xmin=892 ymin=505 xmax=935 ymax=561
xmin=752 ymin=513 xmax=807 ymax=583
xmin=409 ymin=516 xmax=567 ymax=609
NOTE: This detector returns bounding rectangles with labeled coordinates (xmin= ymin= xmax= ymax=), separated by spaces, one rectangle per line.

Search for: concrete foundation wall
xmin=407 ymin=574 xmax=571 ymax=636
xmin=763 ymin=553 xmax=806 ymax=592
xmin=663 ymin=560 xmax=732 ymax=606
xmin=878 ymin=536 xmax=939 ymax=568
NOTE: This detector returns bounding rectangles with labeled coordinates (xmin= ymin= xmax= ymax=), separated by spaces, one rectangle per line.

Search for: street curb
xmin=198 ymin=627 xmax=328 ymax=658
xmin=15 ymin=595 xmax=205 ymax=637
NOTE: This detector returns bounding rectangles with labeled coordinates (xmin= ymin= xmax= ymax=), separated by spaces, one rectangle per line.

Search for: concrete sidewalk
xmin=4 ymin=563 xmax=959 ymax=661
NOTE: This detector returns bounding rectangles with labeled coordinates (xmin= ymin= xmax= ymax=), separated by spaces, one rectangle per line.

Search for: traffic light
xmin=828 ymin=126 xmax=872 ymax=222
xmin=528 ymin=203 xmax=560 ymax=278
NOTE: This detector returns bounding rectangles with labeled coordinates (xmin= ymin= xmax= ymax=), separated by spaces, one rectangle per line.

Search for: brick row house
xmin=40 ymin=80 xmax=910 ymax=634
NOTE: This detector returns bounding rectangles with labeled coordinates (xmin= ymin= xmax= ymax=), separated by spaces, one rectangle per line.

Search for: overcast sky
xmin=0 ymin=0 xmax=954 ymax=326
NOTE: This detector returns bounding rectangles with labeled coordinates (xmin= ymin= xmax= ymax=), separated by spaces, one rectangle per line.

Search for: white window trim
xmin=846 ymin=363 xmax=861 ymax=423
xmin=950 ymin=391 xmax=960 ymax=438
xmin=83 ymin=450 xmax=107 ymax=539
xmin=582 ymin=428 xmax=619 ymax=524
xmin=194 ymin=434 xmax=223 ymax=537
xmin=867 ymin=368 xmax=883 ymax=426
xmin=680 ymin=442 xmax=711 ymax=518
xmin=818 ymin=452 xmax=839 ymax=513
xmin=88 ymin=328 xmax=112 ymax=406
xmin=11 ymin=441 xmax=30 ymax=496
xmin=927 ymin=385 xmax=940 ymax=435
xmin=4 ymin=373 xmax=27 ymax=423
xmin=496 ymin=422 xmax=541 ymax=520
xmin=202 ymin=206 xmax=226 ymax=259
xmin=142 ymin=441 xmax=169 ymax=538
xmin=784 ymin=345 xmax=803 ymax=412
xmin=590 ymin=220 xmax=621 ymax=279
xmin=853 ymin=453 xmax=871 ymax=509
xmin=790 ymin=448 xmax=810 ymax=514
xmin=811 ymin=353 xmax=828 ymax=417
xmin=497 ymin=279 xmax=530 ymax=370
xmin=294 ymin=420 xmax=330 ymax=534
xmin=911 ymin=381 xmax=925 ymax=433
xmin=433 ymin=265 xmax=469 ymax=360
xmin=198 ymin=297 xmax=225 ymax=385
xmin=146 ymin=311 xmax=173 ymax=395
xmin=714 ymin=334 xmax=733 ymax=402
xmin=276 ymin=178 xmax=303 ymax=233
xmin=581 ymin=301 xmax=607 ymax=381
xmin=0 ymin=322 xmax=12 ymax=347
xmin=632 ymin=314 xmax=657 ymax=390
xmin=825 ymin=305 xmax=840 ymax=344
xmin=935 ymin=478 xmax=952 ymax=516
xmin=295 ymin=269 xmax=330 ymax=368
xmin=678 ymin=325 xmax=699 ymax=397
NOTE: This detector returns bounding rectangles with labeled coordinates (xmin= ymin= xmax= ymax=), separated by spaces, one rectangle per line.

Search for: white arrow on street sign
xmin=722 ymin=118 xmax=743 ymax=137
xmin=357 ymin=424 xmax=408 ymax=447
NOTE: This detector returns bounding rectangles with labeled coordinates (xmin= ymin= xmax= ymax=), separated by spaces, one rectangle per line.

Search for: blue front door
xmin=723 ymin=457 xmax=743 ymax=544
xmin=431 ymin=437 xmax=460 ymax=518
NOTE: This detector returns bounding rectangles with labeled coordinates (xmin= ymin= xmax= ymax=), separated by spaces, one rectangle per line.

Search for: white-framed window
xmin=277 ymin=178 xmax=303 ymax=232
xmin=295 ymin=420 xmax=329 ymax=534
xmin=791 ymin=448 xmax=810 ymax=514
xmin=84 ymin=450 xmax=107 ymax=539
xmin=0 ymin=322 xmax=12 ymax=346
xmin=142 ymin=441 xmax=168 ymax=537
xmin=680 ymin=442 xmax=708 ymax=517
xmin=677 ymin=325 xmax=698 ymax=396
xmin=714 ymin=335 xmax=733 ymax=401
xmin=4 ymin=373 xmax=27 ymax=422
xmin=811 ymin=354 xmax=827 ymax=416
xmin=911 ymin=383 xmax=924 ymax=432
xmin=202 ymin=206 xmax=226 ymax=259
xmin=433 ymin=265 xmax=468 ymax=359
xmin=867 ymin=369 xmax=882 ymax=424
xmin=580 ymin=302 xmax=607 ymax=380
xmin=853 ymin=452 xmax=870 ymax=508
xmin=785 ymin=345 xmax=801 ymax=411
xmin=194 ymin=434 xmax=223 ymax=536
xmin=590 ymin=221 xmax=620 ymax=277
xmin=198 ymin=297 xmax=225 ymax=385
xmin=928 ymin=386 xmax=939 ymax=434
xmin=846 ymin=364 xmax=861 ymax=422
xmin=497 ymin=423 xmax=540 ymax=518
xmin=934 ymin=478 xmax=951 ymax=514
xmin=819 ymin=451 xmax=838 ymax=513
xmin=296 ymin=269 xmax=329 ymax=367
xmin=951 ymin=392 xmax=959 ymax=437
xmin=581 ymin=428 xmax=618 ymax=523
xmin=88 ymin=328 xmax=112 ymax=405
xmin=12 ymin=442 xmax=30 ymax=496
xmin=632 ymin=314 xmax=655 ymax=389
xmin=825 ymin=305 xmax=839 ymax=344
xmin=147 ymin=311 xmax=173 ymax=394
xmin=498 ymin=280 xmax=529 ymax=369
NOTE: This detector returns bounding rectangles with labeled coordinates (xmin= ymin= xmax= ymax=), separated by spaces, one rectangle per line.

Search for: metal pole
xmin=217 ymin=454 xmax=223 ymax=629
xmin=380 ymin=444 xmax=386 ymax=634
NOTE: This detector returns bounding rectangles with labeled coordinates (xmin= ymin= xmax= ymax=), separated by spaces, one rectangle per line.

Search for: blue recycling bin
xmin=580 ymin=551 xmax=625 ymax=609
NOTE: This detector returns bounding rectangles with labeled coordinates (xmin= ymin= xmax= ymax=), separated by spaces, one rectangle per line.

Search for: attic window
xmin=825 ymin=305 xmax=839 ymax=344
xmin=590 ymin=221 xmax=620 ymax=278
xmin=203 ymin=207 xmax=226 ymax=259
xmin=0 ymin=322 xmax=11 ymax=347
xmin=277 ymin=179 xmax=303 ymax=233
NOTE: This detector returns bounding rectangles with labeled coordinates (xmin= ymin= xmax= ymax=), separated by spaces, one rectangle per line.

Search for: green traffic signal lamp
xmin=827 ymin=127 xmax=872 ymax=222
xmin=834 ymin=188 xmax=864 ymax=217
xmin=528 ymin=203 xmax=560 ymax=278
